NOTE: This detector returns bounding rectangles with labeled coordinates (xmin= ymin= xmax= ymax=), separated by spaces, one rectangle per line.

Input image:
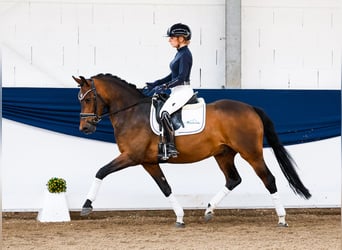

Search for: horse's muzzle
xmin=80 ymin=121 xmax=97 ymax=134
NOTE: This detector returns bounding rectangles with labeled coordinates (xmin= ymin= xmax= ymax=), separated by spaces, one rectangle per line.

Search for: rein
xmin=78 ymin=79 xmax=150 ymax=125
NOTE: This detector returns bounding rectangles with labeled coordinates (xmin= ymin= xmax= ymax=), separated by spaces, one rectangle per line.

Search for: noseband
xmin=78 ymin=79 xmax=151 ymax=125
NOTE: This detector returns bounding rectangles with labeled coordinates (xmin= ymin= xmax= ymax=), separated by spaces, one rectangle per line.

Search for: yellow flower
xmin=47 ymin=177 xmax=67 ymax=193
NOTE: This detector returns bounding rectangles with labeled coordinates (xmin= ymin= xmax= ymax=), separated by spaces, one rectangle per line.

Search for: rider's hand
xmin=142 ymin=86 xmax=155 ymax=96
xmin=154 ymin=84 xmax=167 ymax=94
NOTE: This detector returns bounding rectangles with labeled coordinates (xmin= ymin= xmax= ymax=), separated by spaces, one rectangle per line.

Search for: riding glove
xmin=154 ymin=84 xmax=168 ymax=94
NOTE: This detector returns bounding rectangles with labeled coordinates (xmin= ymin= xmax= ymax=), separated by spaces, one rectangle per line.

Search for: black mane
xmin=92 ymin=73 xmax=144 ymax=96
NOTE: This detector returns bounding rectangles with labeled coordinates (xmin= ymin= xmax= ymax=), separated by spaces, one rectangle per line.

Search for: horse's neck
xmin=95 ymin=77 xmax=150 ymax=120
xmin=99 ymin=79 xmax=141 ymax=105
xmin=110 ymin=99 xmax=151 ymax=132
xmin=105 ymin=84 xmax=149 ymax=115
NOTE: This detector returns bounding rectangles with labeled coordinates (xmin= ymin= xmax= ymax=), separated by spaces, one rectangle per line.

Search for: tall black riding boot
xmin=160 ymin=111 xmax=179 ymax=159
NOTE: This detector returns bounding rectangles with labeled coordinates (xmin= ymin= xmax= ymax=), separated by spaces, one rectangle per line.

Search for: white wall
xmin=1 ymin=0 xmax=341 ymax=89
xmin=0 ymin=0 xmax=225 ymax=88
xmin=2 ymin=119 xmax=340 ymax=212
xmin=241 ymin=0 xmax=342 ymax=89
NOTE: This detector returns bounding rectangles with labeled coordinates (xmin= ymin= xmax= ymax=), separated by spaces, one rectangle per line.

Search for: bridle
xmin=78 ymin=79 xmax=150 ymax=125
xmin=78 ymin=79 xmax=104 ymax=125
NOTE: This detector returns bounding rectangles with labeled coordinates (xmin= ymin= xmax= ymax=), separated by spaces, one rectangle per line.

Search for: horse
xmin=73 ymin=73 xmax=311 ymax=227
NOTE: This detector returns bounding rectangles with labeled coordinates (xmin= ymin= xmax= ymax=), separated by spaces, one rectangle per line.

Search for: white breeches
xmin=159 ymin=85 xmax=194 ymax=117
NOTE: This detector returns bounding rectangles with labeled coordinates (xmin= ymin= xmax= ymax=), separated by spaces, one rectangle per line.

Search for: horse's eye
xmin=85 ymin=98 xmax=91 ymax=104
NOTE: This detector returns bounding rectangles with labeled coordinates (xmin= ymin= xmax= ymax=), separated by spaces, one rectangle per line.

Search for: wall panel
xmin=0 ymin=1 xmax=225 ymax=88
xmin=241 ymin=0 xmax=341 ymax=89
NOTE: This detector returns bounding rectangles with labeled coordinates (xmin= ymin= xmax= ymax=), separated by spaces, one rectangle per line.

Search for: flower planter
xmin=37 ymin=191 xmax=71 ymax=222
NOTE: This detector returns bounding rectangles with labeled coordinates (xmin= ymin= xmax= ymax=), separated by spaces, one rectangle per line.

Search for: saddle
xmin=150 ymin=93 xmax=206 ymax=136
xmin=152 ymin=93 xmax=199 ymax=131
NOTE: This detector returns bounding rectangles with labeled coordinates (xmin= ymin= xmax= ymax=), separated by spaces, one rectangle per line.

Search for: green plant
xmin=46 ymin=177 xmax=67 ymax=193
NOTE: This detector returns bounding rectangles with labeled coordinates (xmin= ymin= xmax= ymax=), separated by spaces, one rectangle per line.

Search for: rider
xmin=145 ymin=23 xmax=194 ymax=159
xmin=146 ymin=23 xmax=194 ymax=158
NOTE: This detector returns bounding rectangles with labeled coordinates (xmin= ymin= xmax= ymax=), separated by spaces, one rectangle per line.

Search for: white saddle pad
xmin=150 ymin=97 xmax=206 ymax=136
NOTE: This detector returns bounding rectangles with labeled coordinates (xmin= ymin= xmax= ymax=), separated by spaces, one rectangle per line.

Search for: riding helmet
xmin=166 ymin=23 xmax=191 ymax=40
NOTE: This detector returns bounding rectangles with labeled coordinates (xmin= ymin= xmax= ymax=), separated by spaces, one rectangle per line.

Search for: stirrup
xmin=158 ymin=143 xmax=178 ymax=161
xmin=158 ymin=143 xmax=170 ymax=161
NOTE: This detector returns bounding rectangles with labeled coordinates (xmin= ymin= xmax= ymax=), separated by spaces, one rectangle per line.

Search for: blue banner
xmin=2 ymin=88 xmax=340 ymax=146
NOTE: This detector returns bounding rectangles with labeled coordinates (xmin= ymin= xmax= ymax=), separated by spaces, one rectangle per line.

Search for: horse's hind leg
xmin=205 ymin=147 xmax=241 ymax=221
xmin=246 ymin=156 xmax=288 ymax=227
xmin=142 ymin=163 xmax=185 ymax=228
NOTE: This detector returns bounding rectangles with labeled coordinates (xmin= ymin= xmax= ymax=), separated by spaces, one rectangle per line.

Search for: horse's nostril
xmin=80 ymin=125 xmax=88 ymax=133
xmin=80 ymin=124 xmax=95 ymax=134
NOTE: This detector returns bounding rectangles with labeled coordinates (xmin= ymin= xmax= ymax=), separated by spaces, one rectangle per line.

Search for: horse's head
xmin=73 ymin=76 xmax=106 ymax=134
xmin=74 ymin=73 xmax=148 ymax=135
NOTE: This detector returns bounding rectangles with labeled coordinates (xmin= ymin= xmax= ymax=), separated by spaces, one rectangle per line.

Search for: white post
xmin=37 ymin=191 xmax=70 ymax=222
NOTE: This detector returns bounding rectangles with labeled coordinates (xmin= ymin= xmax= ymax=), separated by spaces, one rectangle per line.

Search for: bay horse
xmin=73 ymin=73 xmax=311 ymax=227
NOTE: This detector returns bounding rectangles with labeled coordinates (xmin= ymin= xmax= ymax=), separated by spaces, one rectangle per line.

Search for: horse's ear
xmin=72 ymin=76 xmax=88 ymax=87
xmin=72 ymin=76 xmax=82 ymax=86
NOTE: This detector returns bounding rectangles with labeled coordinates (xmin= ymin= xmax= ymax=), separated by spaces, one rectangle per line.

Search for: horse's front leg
xmin=81 ymin=153 xmax=136 ymax=216
xmin=142 ymin=163 xmax=185 ymax=228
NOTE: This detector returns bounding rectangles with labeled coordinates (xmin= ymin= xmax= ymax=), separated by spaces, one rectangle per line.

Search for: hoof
xmin=80 ymin=206 xmax=93 ymax=216
xmin=175 ymin=222 xmax=185 ymax=228
xmin=204 ymin=212 xmax=214 ymax=222
xmin=278 ymin=222 xmax=289 ymax=227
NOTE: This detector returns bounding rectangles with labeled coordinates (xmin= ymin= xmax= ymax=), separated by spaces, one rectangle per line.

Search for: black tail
xmin=253 ymin=107 xmax=311 ymax=199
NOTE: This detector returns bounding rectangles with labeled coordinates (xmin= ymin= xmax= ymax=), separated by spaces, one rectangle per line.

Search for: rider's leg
xmin=159 ymin=85 xmax=194 ymax=159
xmin=159 ymin=85 xmax=194 ymax=115
xmin=160 ymin=111 xmax=178 ymax=158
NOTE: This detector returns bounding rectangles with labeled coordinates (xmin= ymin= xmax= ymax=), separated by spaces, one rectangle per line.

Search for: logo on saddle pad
xmin=150 ymin=97 xmax=206 ymax=136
